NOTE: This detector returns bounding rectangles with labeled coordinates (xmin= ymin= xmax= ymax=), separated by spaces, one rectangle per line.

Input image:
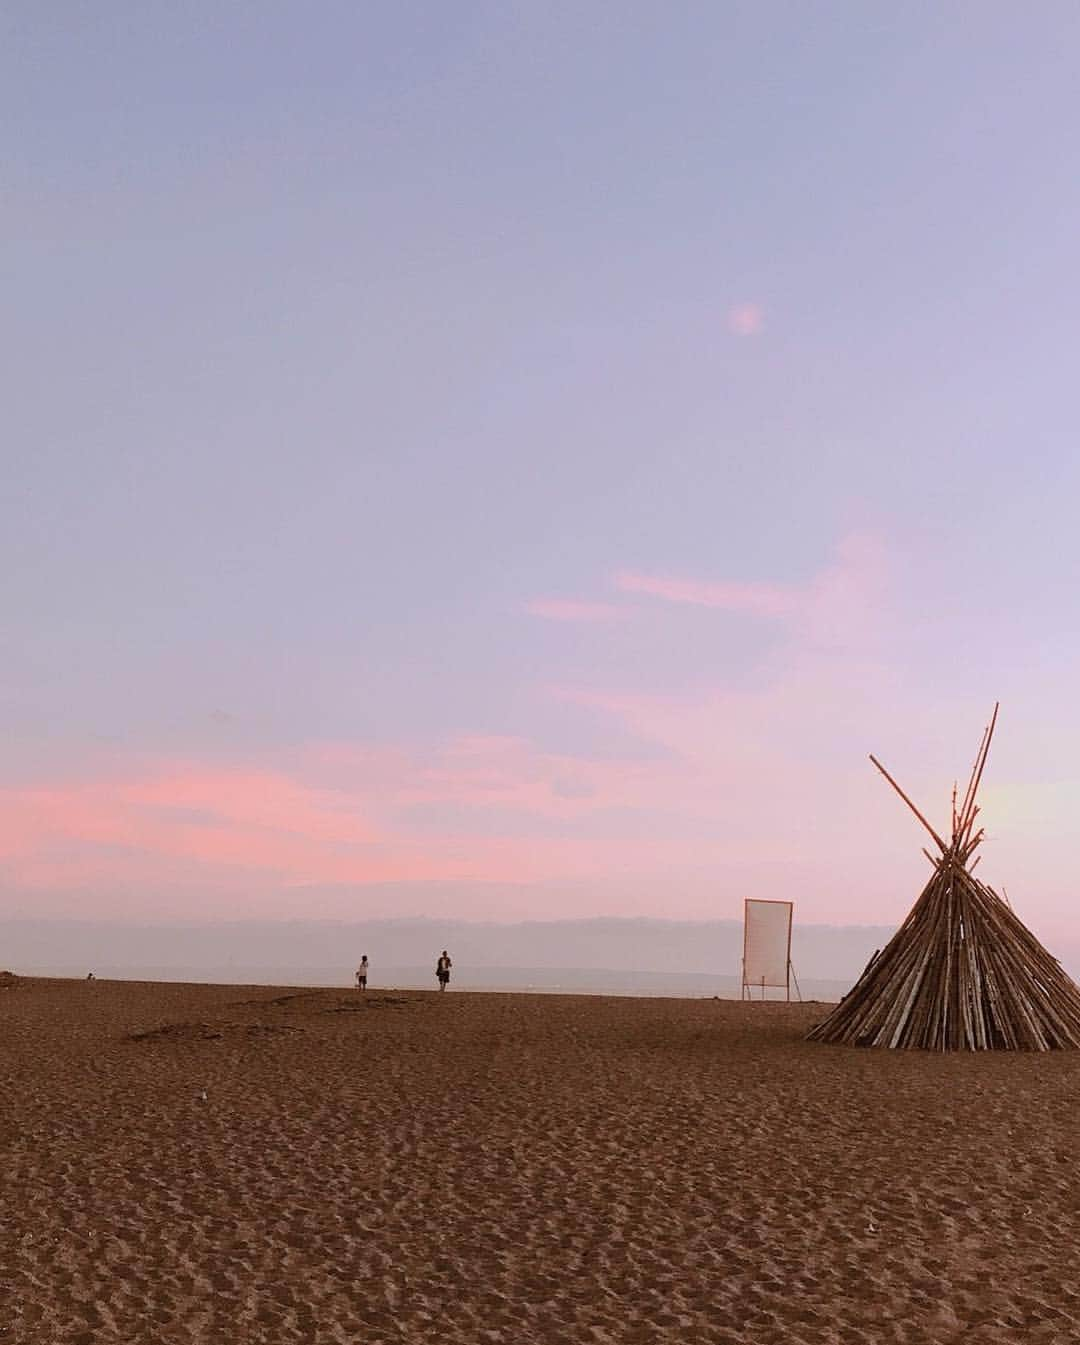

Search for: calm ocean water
xmin=17 ymin=964 xmax=848 ymax=1000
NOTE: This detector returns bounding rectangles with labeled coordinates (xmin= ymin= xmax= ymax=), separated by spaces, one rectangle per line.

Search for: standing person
xmin=436 ymin=950 xmax=452 ymax=992
xmin=356 ymin=955 xmax=368 ymax=992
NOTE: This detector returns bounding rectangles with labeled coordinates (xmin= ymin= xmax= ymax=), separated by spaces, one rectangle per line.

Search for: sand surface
xmin=4 ymin=977 xmax=1080 ymax=1343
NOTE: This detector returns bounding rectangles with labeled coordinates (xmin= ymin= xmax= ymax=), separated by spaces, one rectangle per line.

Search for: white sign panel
xmin=743 ymin=899 xmax=792 ymax=989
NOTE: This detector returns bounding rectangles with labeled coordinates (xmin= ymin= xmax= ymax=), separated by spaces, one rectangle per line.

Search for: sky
xmin=5 ymin=3 xmax=1080 ymax=935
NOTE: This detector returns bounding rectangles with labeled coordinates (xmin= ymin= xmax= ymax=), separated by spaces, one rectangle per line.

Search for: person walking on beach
xmin=436 ymin=950 xmax=452 ymax=992
xmin=356 ymin=955 xmax=368 ymax=992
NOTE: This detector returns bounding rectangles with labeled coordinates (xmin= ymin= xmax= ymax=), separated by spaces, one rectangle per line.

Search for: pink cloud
xmin=526 ymin=598 xmax=626 ymax=623
xmin=0 ymin=533 xmax=898 ymax=921
xmin=312 ymin=733 xmax=674 ymax=824
xmin=18 ymin=531 xmax=1073 ymax=929
xmin=613 ymin=533 xmax=887 ymax=639
xmin=727 ymin=303 xmax=764 ymax=336
xmin=614 ymin=571 xmax=797 ymax=618
xmin=0 ymin=769 xmax=429 ymax=888
xmin=0 ymin=739 xmax=707 ymax=917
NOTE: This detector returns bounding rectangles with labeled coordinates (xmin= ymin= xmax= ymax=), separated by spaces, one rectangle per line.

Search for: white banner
xmin=743 ymin=899 xmax=792 ymax=989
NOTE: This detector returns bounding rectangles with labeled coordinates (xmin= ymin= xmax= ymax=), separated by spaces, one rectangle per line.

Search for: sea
xmin=13 ymin=963 xmax=849 ymax=1000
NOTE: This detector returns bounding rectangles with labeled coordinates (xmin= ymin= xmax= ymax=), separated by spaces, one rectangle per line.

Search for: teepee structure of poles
xmin=808 ymin=705 xmax=1080 ymax=1051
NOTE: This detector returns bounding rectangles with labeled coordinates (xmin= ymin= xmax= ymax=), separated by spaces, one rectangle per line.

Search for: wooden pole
xmin=958 ymin=722 xmax=990 ymax=837
xmin=869 ymin=754 xmax=948 ymax=852
xmin=958 ymin=703 xmax=999 ymax=835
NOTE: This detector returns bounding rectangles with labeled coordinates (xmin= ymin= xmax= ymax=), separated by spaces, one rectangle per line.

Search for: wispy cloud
xmin=614 ymin=572 xmax=797 ymax=618
xmin=526 ymin=598 xmax=626 ymax=623
xmin=0 ymin=535 xmax=892 ymax=910
xmin=0 ymin=735 xmax=698 ymax=915
xmin=614 ymin=533 xmax=886 ymax=642
xmin=10 ymin=531 xmax=1066 ymax=928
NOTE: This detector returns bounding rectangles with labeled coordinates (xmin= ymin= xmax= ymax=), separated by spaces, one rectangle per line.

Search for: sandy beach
xmin=4 ymin=976 xmax=1080 ymax=1343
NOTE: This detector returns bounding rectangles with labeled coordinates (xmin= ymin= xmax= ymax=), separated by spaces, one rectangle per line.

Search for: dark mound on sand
xmin=324 ymin=994 xmax=417 ymax=1013
xmin=129 ymin=1020 xmax=301 ymax=1044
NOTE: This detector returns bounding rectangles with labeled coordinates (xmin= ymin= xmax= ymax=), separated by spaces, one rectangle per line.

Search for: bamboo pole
xmin=958 ymin=702 xmax=999 ymax=835
xmin=957 ymin=720 xmax=990 ymax=836
xmin=868 ymin=755 xmax=948 ymax=852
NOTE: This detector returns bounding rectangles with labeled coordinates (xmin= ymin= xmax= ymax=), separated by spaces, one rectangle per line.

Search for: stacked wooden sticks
xmin=808 ymin=704 xmax=1080 ymax=1051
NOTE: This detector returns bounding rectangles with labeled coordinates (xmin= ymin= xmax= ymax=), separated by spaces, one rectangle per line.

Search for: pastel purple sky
xmin=5 ymin=4 xmax=1080 ymax=935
